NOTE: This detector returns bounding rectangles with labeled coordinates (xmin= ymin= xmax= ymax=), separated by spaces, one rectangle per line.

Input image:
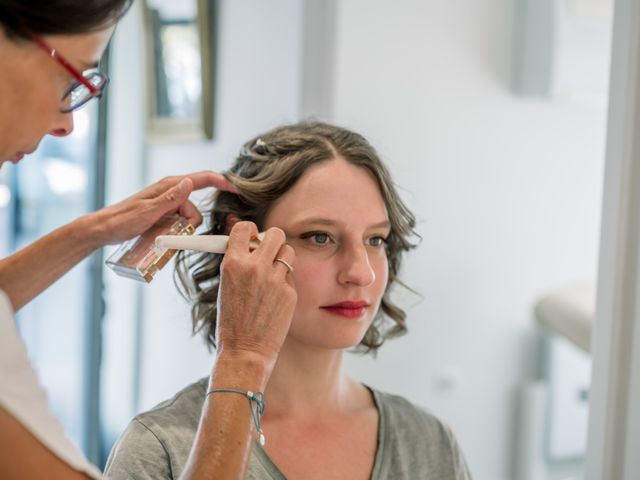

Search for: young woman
xmin=105 ymin=122 xmax=473 ymax=479
xmin=0 ymin=2 xmax=235 ymax=478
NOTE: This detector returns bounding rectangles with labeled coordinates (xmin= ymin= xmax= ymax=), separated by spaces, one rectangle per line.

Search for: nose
xmin=337 ymin=244 xmax=376 ymax=287
xmin=49 ymin=111 xmax=74 ymax=137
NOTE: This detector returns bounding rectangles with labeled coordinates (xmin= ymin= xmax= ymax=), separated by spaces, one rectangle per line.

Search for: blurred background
xmin=1 ymin=0 xmax=613 ymax=478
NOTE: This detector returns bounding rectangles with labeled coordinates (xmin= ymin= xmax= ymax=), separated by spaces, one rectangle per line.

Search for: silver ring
xmin=274 ymin=258 xmax=294 ymax=273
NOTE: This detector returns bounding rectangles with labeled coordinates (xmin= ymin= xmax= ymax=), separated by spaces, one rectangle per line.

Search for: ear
xmin=224 ymin=214 xmax=241 ymax=234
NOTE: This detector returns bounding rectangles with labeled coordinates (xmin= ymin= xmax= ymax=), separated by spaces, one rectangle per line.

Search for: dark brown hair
xmin=175 ymin=121 xmax=419 ymax=354
xmin=0 ymin=0 xmax=132 ymax=39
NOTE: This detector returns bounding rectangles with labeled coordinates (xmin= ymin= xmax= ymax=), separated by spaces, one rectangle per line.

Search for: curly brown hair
xmin=175 ymin=121 xmax=418 ymax=354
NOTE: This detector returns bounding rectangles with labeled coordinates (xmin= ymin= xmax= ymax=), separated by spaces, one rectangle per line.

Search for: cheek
xmin=21 ymin=83 xmax=61 ymax=130
xmin=372 ymin=252 xmax=389 ymax=291
xmin=3 ymin=56 xmax=62 ymax=148
xmin=290 ymin=258 xmax=331 ymax=304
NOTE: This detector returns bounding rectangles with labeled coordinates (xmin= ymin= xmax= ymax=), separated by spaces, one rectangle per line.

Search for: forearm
xmin=0 ymin=408 xmax=92 ymax=480
xmin=181 ymin=353 xmax=272 ymax=480
xmin=0 ymin=212 xmax=106 ymax=311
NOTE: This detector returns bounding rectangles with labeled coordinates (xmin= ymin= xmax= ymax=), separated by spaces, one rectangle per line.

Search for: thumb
xmin=153 ymin=178 xmax=194 ymax=212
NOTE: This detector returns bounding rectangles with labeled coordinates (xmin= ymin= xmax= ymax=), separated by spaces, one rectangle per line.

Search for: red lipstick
xmin=9 ymin=152 xmax=24 ymax=164
xmin=321 ymin=300 xmax=369 ymax=319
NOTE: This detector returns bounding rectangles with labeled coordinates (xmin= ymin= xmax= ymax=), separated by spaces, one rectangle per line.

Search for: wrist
xmin=65 ymin=213 xmax=107 ymax=252
xmin=212 ymin=350 xmax=274 ymax=391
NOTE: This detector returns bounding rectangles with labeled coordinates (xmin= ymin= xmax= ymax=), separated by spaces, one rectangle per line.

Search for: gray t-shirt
xmin=104 ymin=378 xmax=472 ymax=479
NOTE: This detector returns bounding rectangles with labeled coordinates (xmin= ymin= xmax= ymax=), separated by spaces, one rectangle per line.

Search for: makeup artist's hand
xmin=216 ymin=221 xmax=297 ymax=371
xmin=89 ymin=171 xmax=237 ymax=246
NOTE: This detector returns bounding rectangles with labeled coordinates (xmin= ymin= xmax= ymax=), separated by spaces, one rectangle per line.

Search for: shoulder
xmin=131 ymin=377 xmax=207 ymax=437
xmin=104 ymin=378 xmax=208 ymax=480
xmin=372 ymin=389 xmax=473 ymax=479
xmin=373 ymin=389 xmax=449 ymax=437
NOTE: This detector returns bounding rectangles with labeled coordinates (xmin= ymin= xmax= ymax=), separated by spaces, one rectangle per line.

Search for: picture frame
xmin=144 ymin=0 xmax=217 ymax=142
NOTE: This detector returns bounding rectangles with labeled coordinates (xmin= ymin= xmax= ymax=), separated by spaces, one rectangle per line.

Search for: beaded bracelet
xmin=206 ymin=389 xmax=266 ymax=446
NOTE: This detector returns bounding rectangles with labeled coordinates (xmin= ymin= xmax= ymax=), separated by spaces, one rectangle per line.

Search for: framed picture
xmin=144 ymin=0 xmax=217 ymax=141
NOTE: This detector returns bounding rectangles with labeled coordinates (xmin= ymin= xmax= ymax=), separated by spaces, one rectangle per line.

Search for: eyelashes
xmin=299 ymin=231 xmax=332 ymax=247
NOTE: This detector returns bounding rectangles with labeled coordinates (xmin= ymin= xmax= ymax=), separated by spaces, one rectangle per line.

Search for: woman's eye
xmin=300 ymin=232 xmax=332 ymax=246
xmin=368 ymin=236 xmax=386 ymax=247
xmin=310 ymin=232 xmax=329 ymax=244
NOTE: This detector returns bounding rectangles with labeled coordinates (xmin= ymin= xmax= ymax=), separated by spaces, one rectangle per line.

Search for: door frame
xmin=586 ymin=0 xmax=640 ymax=478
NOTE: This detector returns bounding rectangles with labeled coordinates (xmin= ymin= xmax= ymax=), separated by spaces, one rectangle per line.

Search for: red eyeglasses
xmin=29 ymin=33 xmax=109 ymax=113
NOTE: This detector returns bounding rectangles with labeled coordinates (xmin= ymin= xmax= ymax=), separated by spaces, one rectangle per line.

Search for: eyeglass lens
xmin=63 ymin=73 xmax=108 ymax=112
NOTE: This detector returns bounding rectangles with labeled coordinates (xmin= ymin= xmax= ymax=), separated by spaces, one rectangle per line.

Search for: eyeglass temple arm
xmin=28 ymin=33 xmax=99 ymax=94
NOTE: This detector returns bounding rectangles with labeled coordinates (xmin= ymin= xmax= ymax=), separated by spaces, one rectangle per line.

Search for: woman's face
xmin=264 ymin=156 xmax=390 ymax=350
xmin=0 ymin=27 xmax=113 ymax=165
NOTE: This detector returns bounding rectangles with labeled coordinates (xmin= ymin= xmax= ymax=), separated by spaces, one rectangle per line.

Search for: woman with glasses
xmin=0 ymin=2 xmax=235 ymax=479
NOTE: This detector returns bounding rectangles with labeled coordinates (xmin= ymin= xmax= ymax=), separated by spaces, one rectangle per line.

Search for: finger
xmin=256 ymin=227 xmax=287 ymax=261
xmin=149 ymin=178 xmax=194 ymax=215
xmin=273 ymin=244 xmax=295 ymax=276
xmin=135 ymin=171 xmax=237 ymax=201
xmin=178 ymin=199 xmax=202 ymax=227
xmin=137 ymin=176 xmax=185 ymax=201
xmin=226 ymin=221 xmax=259 ymax=255
xmin=134 ymin=176 xmax=180 ymax=199
xmin=186 ymin=171 xmax=238 ymax=193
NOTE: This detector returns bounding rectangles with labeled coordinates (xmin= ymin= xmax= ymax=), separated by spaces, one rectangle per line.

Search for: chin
xmin=324 ymin=338 xmax=366 ymax=350
xmin=290 ymin=327 xmax=370 ymax=351
xmin=286 ymin=312 xmax=376 ymax=351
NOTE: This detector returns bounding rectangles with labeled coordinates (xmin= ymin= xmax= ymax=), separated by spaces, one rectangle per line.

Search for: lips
xmin=320 ymin=300 xmax=370 ymax=319
xmin=6 ymin=151 xmax=25 ymax=164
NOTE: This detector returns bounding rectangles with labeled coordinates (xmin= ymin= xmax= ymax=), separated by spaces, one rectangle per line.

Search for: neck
xmin=265 ymin=338 xmax=361 ymax=418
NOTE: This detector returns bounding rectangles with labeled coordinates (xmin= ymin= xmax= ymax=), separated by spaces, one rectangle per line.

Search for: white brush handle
xmin=155 ymin=235 xmax=229 ymax=253
xmin=155 ymin=233 xmax=264 ymax=253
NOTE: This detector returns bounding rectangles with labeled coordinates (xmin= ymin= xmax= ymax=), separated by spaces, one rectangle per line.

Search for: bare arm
xmin=0 ymin=407 xmax=92 ymax=480
xmin=181 ymin=222 xmax=297 ymax=479
xmin=0 ymin=214 xmax=101 ymax=312
xmin=0 ymin=171 xmax=235 ymax=311
xmin=181 ymin=354 xmax=270 ymax=480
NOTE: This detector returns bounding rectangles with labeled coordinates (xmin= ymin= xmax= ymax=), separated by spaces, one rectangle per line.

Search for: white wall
xmin=332 ymin=1 xmax=606 ymax=479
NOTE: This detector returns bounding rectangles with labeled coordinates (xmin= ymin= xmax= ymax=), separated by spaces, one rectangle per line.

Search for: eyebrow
xmin=293 ymin=217 xmax=391 ymax=229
